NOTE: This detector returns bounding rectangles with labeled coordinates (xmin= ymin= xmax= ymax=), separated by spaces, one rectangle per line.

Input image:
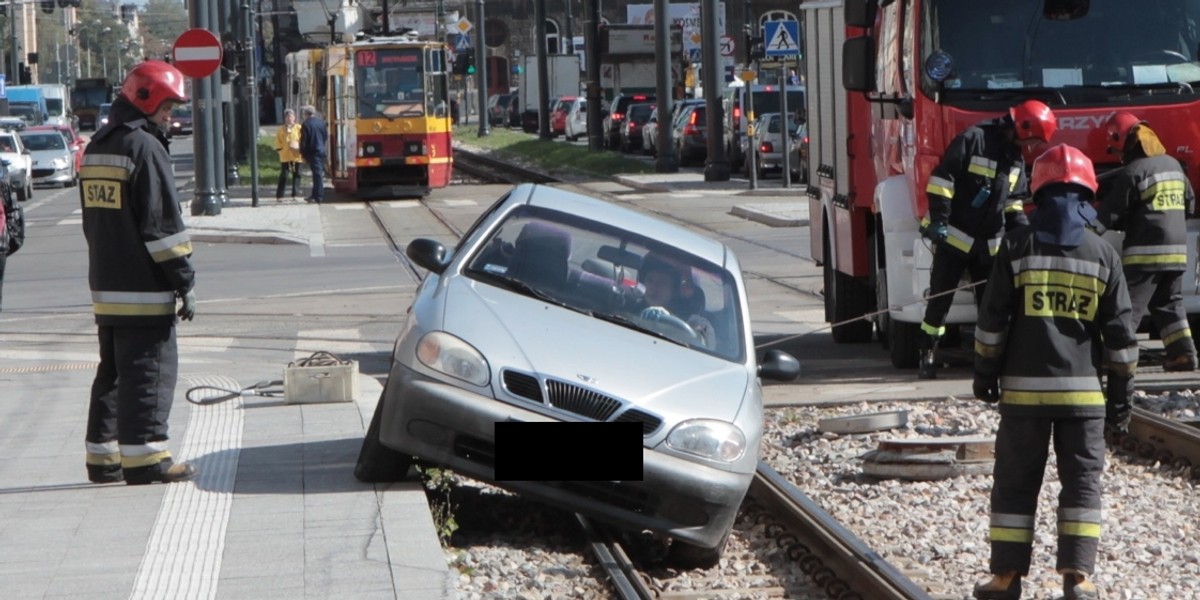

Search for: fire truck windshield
xmin=926 ymin=0 xmax=1200 ymax=92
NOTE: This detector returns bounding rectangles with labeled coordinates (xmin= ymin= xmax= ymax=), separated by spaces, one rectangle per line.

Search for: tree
xmin=139 ymin=0 xmax=188 ymax=61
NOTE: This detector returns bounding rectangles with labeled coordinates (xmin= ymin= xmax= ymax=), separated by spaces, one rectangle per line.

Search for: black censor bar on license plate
xmin=493 ymin=421 xmax=643 ymax=481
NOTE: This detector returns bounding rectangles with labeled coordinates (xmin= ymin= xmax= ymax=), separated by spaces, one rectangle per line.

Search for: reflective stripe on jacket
xmin=81 ymin=99 xmax=194 ymax=327
xmin=925 ymin=119 xmax=1028 ymax=254
xmin=1098 ymin=154 xmax=1194 ymax=271
xmin=975 ymin=221 xmax=1138 ymax=419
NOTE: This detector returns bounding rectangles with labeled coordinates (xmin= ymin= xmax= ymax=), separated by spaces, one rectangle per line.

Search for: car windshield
xmin=0 ymin=135 xmax=17 ymax=152
xmin=21 ymin=133 xmax=64 ymax=150
xmin=462 ymin=206 xmax=744 ymax=361
xmin=171 ymin=105 xmax=191 ymax=118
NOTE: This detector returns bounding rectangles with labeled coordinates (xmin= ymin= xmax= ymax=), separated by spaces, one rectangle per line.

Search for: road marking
xmin=59 ymin=217 xmax=81 ymax=225
xmin=382 ymin=200 xmax=421 ymax=208
xmin=441 ymin=199 xmax=477 ymax=207
xmin=308 ymin=204 xmax=326 ymax=258
xmin=333 ymin=204 xmax=365 ymax=210
xmin=669 ymin=192 xmax=703 ymax=199
xmin=131 ymin=374 xmax=243 ymax=600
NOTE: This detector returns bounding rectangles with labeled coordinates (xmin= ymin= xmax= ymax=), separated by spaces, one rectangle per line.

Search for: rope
xmin=185 ymin=351 xmax=351 ymax=405
xmin=755 ymin=277 xmax=989 ymax=350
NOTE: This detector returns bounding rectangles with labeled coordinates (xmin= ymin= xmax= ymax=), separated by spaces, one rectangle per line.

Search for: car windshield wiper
xmin=591 ymin=311 xmax=688 ymax=347
xmin=1063 ymin=81 xmax=1196 ymax=96
xmin=464 ymin=268 xmax=588 ymax=314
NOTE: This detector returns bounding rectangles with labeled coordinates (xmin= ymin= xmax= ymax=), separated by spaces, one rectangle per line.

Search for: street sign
xmin=172 ymin=28 xmax=223 ymax=79
xmin=0 ymin=74 xmax=6 ymax=99
xmin=455 ymin=17 xmax=473 ymax=34
xmin=764 ymin=20 xmax=800 ymax=58
xmin=739 ymin=70 xmax=757 ymax=82
xmin=687 ymin=48 xmax=701 ymax=62
xmin=454 ymin=34 xmax=472 ymax=51
xmin=719 ymin=35 xmax=735 ymax=57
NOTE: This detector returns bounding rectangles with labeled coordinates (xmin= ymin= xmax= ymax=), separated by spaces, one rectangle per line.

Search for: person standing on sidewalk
xmin=274 ymin=108 xmax=303 ymax=202
xmin=1097 ymin=112 xmax=1197 ymax=371
xmin=915 ymin=99 xmax=1057 ymax=379
xmin=80 ymin=61 xmax=199 ymax=486
xmin=971 ymin=144 xmax=1138 ymax=600
xmin=299 ymin=105 xmax=328 ymax=203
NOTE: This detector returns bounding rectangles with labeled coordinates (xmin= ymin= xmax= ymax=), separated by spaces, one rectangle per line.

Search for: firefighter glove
xmin=178 ymin=289 xmax=196 ymax=321
xmin=920 ymin=220 xmax=948 ymax=244
xmin=1106 ymin=373 xmax=1134 ymax=434
xmin=973 ymin=372 xmax=1000 ymax=403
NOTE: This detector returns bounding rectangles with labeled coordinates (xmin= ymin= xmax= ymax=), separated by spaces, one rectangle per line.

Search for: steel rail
xmin=1117 ymin=407 xmax=1200 ymax=475
xmin=575 ymin=514 xmax=657 ymax=600
xmin=750 ymin=461 xmax=934 ymax=600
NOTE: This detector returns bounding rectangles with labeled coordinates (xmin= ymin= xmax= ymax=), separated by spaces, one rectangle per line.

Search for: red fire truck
xmin=804 ymin=0 xmax=1200 ymax=368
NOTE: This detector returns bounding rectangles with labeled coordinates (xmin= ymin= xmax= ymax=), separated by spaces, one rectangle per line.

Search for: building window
xmin=545 ymin=19 xmax=560 ymax=54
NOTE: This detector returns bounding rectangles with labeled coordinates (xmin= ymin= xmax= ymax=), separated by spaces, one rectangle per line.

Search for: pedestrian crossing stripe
xmin=765 ymin=21 xmax=800 ymax=57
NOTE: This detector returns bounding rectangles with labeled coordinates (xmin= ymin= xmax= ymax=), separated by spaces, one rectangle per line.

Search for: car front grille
xmin=501 ymin=369 xmax=662 ymax=432
xmin=32 ymin=169 xmax=58 ymax=178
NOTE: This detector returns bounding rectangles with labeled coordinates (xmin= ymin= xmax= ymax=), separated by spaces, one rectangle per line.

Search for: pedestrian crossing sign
xmin=764 ymin=20 xmax=800 ymax=58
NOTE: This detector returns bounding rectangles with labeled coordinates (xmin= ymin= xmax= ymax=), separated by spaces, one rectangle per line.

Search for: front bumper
xmin=33 ymin=166 xmax=73 ymax=186
xmin=378 ymin=362 xmax=751 ymax=548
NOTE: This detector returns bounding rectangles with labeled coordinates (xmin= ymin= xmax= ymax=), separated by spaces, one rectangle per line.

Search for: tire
xmin=823 ymin=224 xmax=874 ymax=343
xmin=17 ymin=180 xmax=28 ymax=202
xmin=666 ymin=530 xmax=730 ymax=570
xmin=354 ymin=392 xmax=415 ymax=483
xmin=876 ymin=267 xmax=891 ymax=348
xmin=889 ymin=320 xmax=921 ymax=368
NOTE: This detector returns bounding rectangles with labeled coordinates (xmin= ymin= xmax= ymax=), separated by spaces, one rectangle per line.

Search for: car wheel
xmin=666 ymin=530 xmax=730 ymax=570
xmin=16 ymin=181 xmax=28 ymax=202
xmin=354 ymin=391 xmax=415 ymax=483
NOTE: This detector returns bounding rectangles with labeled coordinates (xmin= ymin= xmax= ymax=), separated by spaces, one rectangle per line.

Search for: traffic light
xmin=746 ymin=33 xmax=765 ymax=61
xmin=40 ymin=0 xmax=54 ymax=14
xmin=120 ymin=3 xmax=136 ymax=24
xmin=18 ymin=63 xmax=30 ymax=85
xmin=453 ymin=51 xmax=475 ymax=76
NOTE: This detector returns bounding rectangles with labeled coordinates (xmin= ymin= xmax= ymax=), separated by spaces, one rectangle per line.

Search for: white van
xmin=36 ymin=84 xmax=71 ymax=128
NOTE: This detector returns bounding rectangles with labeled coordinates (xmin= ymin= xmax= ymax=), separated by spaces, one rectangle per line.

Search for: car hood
xmin=30 ymin=149 xmax=69 ymax=164
xmin=441 ymin=278 xmax=752 ymax=422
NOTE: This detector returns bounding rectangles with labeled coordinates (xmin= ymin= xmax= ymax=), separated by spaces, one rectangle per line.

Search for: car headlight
xmin=415 ymin=331 xmax=490 ymax=387
xmin=51 ymin=157 xmax=69 ymax=169
xmin=665 ymin=419 xmax=746 ymax=463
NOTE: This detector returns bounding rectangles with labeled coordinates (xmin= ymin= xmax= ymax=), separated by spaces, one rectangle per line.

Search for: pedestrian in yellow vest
xmin=274 ymin=109 xmax=303 ymax=202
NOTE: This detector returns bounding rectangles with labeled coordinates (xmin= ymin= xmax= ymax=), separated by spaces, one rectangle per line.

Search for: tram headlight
xmin=405 ymin=141 xmax=426 ymax=156
xmin=359 ymin=142 xmax=382 ymax=158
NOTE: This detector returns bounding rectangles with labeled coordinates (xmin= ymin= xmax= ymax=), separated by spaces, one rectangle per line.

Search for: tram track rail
xmin=1115 ymin=407 xmax=1200 ymax=477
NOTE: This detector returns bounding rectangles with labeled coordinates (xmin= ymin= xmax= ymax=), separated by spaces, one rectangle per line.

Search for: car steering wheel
xmin=640 ymin=309 xmax=702 ymax=344
xmin=1131 ymin=49 xmax=1191 ymax=64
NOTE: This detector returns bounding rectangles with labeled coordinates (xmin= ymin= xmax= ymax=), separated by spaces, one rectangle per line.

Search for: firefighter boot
xmin=1163 ymin=354 xmax=1198 ymax=372
xmin=87 ymin=463 xmax=124 ymax=484
xmin=1061 ymin=569 xmax=1098 ymax=599
xmin=124 ymin=458 xmax=200 ymax=486
xmin=972 ymin=572 xmax=1022 ymax=600
xmin=918 ymin=335 xmax=941 ymax=380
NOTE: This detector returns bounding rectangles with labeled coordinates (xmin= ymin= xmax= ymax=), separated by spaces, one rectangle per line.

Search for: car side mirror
xmin=406 ymin=238 xmax=450 ymax=274
xmin=758 ymin=349 xmax=801 ymax=381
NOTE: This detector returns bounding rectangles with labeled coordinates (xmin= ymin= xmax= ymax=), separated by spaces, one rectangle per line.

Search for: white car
xmin=0 ymin=129 xmax=34 ymax=202
xmin=563 ymin=97 xmax=588 ymax=142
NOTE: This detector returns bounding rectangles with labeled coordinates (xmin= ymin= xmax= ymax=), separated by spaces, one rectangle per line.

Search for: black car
xmin=602 ymin=93 xmax=656 ymax=150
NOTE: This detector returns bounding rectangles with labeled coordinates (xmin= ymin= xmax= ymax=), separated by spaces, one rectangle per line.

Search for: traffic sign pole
xmin=184 ymin=26 xmax=220 ymax=215
xmin=475 ymin=0 xmax=489 ymax=137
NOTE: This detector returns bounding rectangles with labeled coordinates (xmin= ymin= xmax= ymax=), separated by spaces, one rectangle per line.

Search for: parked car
xmin=641 ymin=107 xmax=660 ymax=155
xmin=563 ymin=97 xmax=588 ymax=141
xmin=355 ymin=183 xmax=800 ymax=569
xmin=673 ymin=103 xmax=708 ymax=167
xmin=20 ymin=129 xmax=76 ymax=187
xmin=620 ymin=102 xmax=655 ymax=153
xmin=602 ymin=93 xmax=655 ymax=150
xmin=168 ymin=103 xmax=193 ymax=137
xmin=0 ymin=128 xmax=33 ymax=202
xmin=487 ymin=93 xmax=515 ymax=126
xmin=29 ymin=124 xmax=86 ymax=172
xmin=549 ymin=96 xmax=576 ymax=137
xmin=789 ymin=122 xmax=809 ymax=183
xmin=740 ymin=113 xmax=802 ymax=180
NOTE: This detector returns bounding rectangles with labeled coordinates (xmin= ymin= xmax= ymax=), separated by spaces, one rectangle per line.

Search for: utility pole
xmin=585 ymin=0 xmax=601 ymax=150
xmin=534 ymin=0 xmax=550 ymax=140
xmin=244 ymin=0 xmax=260 ymax=205
xmin=191 ymin=0 xmax=220 ymax=215
xmin=564 ymin=0 xmax=573 ymax=55
xmin=9 ymin=0 xmax=19 ymax=82
xmin=653 ymin=0 xmax=677 ymax=172
xmin=474 ymin=0 xmax=488 ymax=136
xmin=701 ymin=0 xmax=729 ymax=181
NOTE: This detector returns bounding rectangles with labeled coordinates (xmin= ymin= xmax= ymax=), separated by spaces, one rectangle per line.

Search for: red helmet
xmin=119 ymin=61 xmax=188 ymax=116
xmin=1032 ymin=144 xmax=1098 ymax=195
xmin=1009 ymin=99 xmax=1057 ymax=143
xmin=1104 ymin=111 xmax=1146 ymax=155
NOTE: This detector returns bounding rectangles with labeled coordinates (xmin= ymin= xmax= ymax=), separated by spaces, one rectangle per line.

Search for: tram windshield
xmin=356 ymin=48 xmax=430 ymax=117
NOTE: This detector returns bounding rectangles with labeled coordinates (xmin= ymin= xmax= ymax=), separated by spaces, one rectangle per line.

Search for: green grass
xmin=453 ymin=124 xmax=655 ymax=177
xmin=236 ymin=124 xmax=654 ymax=185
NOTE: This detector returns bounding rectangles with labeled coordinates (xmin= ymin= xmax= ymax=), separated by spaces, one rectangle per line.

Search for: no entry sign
xmin=172 ymin=29 xmax=223 ymax=79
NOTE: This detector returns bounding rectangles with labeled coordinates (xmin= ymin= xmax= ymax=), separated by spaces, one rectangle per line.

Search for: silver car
xmin=356 ymin=183 xmax=799 ymax=568
xmin=21 ymin=130 xmax=76 ymax=187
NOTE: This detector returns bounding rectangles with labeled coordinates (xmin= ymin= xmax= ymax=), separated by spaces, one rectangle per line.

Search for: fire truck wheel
xmin=823 ymin=231 xmax=874 ymax=344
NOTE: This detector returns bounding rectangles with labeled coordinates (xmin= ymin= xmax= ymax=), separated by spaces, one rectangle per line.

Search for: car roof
xmin=515 ymin=184 xmax=728 ymax=266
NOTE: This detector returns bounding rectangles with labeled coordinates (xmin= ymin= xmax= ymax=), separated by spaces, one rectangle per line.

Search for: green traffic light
xmin=466 ymin=65 xmax=476 ymax=74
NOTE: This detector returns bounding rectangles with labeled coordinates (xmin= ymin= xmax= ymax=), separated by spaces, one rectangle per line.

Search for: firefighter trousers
xmin=988 ymin=415 xmax=1104 ymax=576
xmin=86 ymin=325 xmax=179 ymax=470
xmin=1126 ymin=269 xmax=1196 ymax=360
xmin=920 ymin=244 xmax=992 ymax=339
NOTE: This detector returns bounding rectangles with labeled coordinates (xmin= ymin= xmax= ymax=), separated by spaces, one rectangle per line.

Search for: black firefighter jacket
xmin=974 ymin=188 xmax=1139 ymax=419
xmin=1098 ymin=153 xmax=1194 ymax=272
xmin=925 ymin=119 xmax=1029 ymax=256
xmin=81 ymin=99 xmax=194 ymax=327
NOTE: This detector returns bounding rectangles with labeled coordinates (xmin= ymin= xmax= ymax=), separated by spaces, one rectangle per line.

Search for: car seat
xmin=507 ymin=222 xmax=572 ymax=292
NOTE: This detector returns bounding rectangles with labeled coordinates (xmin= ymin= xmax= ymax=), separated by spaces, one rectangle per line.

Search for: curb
xmin=611 ymin=174 xmax=672 ymax=194
xmin=730 ymin=203 xmax=810 ymax=228
xmin=190 ymin=230 xmax=307 ymax=245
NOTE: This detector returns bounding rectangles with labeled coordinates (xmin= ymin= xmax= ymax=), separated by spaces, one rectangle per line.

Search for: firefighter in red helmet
xmin=80 ymin=60 xmax=199 ymax=485
xmin=972 ymin=144 xmax=1138 ymax=600
xmin=916 ymin=99 xmax=1057 ymax=378
xmin=1097 ymin=112 xmax=1197 ymax=371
